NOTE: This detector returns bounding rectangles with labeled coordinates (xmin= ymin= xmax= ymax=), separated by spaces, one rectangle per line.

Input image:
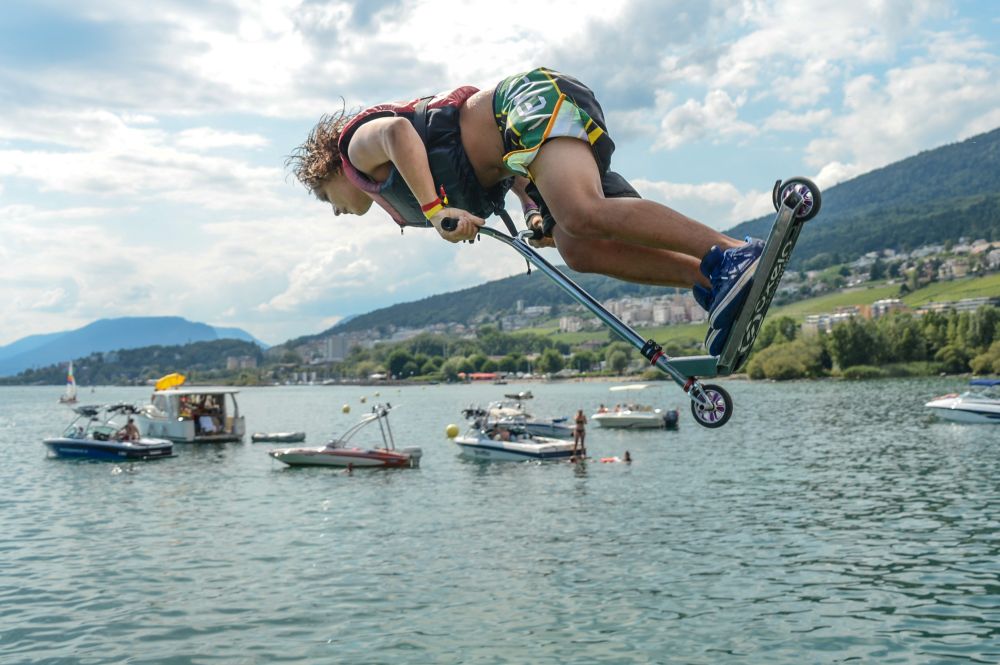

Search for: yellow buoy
xmin=360 ymin=396 xmax=367 ymax=404
xmin=342 ymin=404 xmax=350 ymax=414
xmin=445 ymin=424 xmax=460 ymax=439
xmin=374 ymin=391 xmax=380 ymax=397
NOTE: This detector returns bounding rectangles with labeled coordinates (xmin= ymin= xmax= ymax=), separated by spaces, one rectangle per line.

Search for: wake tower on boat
xmin=268 ymin=403 xmax=422 ymax=468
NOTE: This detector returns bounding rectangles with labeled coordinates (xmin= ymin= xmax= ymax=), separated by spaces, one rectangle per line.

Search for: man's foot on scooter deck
xmin=704 ymin=324 xmax=727 ymax=357
xmin=704 ymin=238 xmax=764 ymax=332
xmin=692 ymin=283 xmax=714 ymax=312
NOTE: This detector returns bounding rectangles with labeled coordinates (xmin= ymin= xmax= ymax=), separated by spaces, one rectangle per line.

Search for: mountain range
xmin=0 ymin=317 xmax=266 ymax=377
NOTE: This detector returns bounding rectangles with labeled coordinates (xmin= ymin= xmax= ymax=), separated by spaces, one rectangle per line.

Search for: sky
xmin=1 ymin=0 xmax=998 ymax=347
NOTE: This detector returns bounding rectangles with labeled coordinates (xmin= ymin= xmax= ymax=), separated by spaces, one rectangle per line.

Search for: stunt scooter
xmin=444 ymin=177 xmax=821 ymax=428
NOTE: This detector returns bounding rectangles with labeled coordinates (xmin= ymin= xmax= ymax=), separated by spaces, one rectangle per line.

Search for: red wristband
xmin=421 ymin=197 xmax=444 ymax=220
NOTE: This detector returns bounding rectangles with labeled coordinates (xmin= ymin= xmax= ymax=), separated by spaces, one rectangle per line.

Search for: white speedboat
xmin=269 ymin=404 xmax=421 ymax=468
xmin=44 ymin=403 xmax=174 ymax=461
xmin=925 ymin=379 xmax=1000 ymax=424
xmin=135 ymin=374 xmax=245 ymax=443
xmin=461 ymin=399 xmax=573 ymax=439
xmin=251 ymin=431 xmax=306 ymax=443
xmin=450 ymin=422 xmax=576 ymax=462
xmin=591 ymin=384 xmax=679 ymax=429
xmin=591 ymin=407 xmax=679 ymax=429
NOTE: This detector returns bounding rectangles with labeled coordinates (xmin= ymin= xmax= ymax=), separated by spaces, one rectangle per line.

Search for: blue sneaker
xmin=706 ymin=239 xmax=764 ymax=332
xmin=705 ymin=325 xmax=726 ymax=356
xmin=700 ymin=245 xmax=724 ymax=280
xmin=692 ymin=245 xmax=724 ymax=312
xmin=692 ymin=284 xmax=714 ymax=312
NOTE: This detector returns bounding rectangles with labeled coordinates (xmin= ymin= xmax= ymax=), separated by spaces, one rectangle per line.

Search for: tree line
xmin=5 ymin=308 xmax=998 ymax=387
xmin=746 ymin=306 xmax=1000 ymax=380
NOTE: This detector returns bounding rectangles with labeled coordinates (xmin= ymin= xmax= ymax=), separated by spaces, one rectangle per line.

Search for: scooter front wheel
xmin=690 ymin=383 xmax=733 ymax=428
xmin=772 ymin=177 xmax=822 ymax=221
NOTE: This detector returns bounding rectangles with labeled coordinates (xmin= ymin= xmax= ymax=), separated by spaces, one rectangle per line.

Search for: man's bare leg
xmin=529 ymin=138 xmax=743 ymax=259
xmin=552 ymin=228 xmax=709 ymax=288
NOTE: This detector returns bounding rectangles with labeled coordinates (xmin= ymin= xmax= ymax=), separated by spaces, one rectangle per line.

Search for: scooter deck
xmin=716 ymin=191 xmax=806 ymax=374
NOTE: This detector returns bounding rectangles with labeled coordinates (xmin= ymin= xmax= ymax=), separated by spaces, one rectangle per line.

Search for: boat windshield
xmin=962 ymin=386 xmax=1000 ymax=400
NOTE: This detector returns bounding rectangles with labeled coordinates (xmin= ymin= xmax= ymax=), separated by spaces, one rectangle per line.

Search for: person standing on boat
xmin=116 ymin=417 xmax=140 ymax=442
xmin=572 ymin=409 xmax=587 ymax=461
xmin=288 ymin=67 xmax=764 ymax=356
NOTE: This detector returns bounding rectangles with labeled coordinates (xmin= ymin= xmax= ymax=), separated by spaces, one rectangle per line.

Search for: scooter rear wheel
xmin=690 ymin=383 xmax=733 ymax=428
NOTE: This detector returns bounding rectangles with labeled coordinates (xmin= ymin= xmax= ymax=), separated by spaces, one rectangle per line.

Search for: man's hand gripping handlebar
xmin=441 ymin=217 xmax=545 ymax=243
xmin=430 ymin=208 xmax=483 ymax=243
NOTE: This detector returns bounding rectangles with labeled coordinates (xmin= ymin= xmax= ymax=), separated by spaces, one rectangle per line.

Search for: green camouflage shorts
xmin=493 ymin=68 xmax=614 ymax=177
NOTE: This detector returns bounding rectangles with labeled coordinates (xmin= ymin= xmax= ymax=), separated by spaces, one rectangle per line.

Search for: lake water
xmin=1 ymin=378 xmax=998 ymax=664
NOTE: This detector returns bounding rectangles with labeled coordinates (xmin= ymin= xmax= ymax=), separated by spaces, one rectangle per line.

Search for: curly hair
xmin=286 ymin=105 xmax=355 ymax=195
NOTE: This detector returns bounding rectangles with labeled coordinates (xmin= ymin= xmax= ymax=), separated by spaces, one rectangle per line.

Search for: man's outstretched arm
xmin=347 ymin=117 xmax=483 ymax=241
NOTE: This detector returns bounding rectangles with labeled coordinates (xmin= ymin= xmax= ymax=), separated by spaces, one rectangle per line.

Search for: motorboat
xmin=450 ymin=421 xmax=576 ymax=462
xmin=925 ymin=379 xmax=1000 ymax=424
xmin=58 ymin=361 xmax=78 ymax=404
xmin=251 ymin=431 xmax=306 ymax=443
xmin=43 ymin=403 xmax=174 ymax=461
xmin=592 ymin=406 xmax=679 ymax=429
xmin=269 ymin=403 xmax=421 ymax=468
xmin=135 ymin=374 xmax=245 ymax=443
xmin=592 ymin=384 xmax=679 ymax=430
xmin=461 ymin=398 xmax=573 ymax=439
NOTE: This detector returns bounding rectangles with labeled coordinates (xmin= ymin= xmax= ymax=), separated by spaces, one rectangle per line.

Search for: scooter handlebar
xmin=440 ymin=217 xmax=543 ymax=241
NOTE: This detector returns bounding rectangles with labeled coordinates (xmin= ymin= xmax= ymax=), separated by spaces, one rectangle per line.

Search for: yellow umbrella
xmin=155 ymin=373 xmax=186 ymax=391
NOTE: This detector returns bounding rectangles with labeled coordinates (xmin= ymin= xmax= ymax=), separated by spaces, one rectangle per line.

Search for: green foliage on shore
xmin=747 ymin=307 xmax=999 ymax=380
xmin=4 ymin=304 xmax=998 ymax=387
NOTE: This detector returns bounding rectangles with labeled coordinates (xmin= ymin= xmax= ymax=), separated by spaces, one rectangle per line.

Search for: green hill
xmin=729 ymin=127 xmax=1000 ymax=269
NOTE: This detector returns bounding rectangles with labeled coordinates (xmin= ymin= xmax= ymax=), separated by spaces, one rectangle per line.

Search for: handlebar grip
xmin=441 ymin=217 xmax=458 ymax=232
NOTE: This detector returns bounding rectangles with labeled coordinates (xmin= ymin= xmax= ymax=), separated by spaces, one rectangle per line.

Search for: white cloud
xmin=763 ymin=108 xmax=833 ymax=133
xmin=655 ymin=90 xmax=757 ymax=150
xmin=805 ymin=56 xmax=1000 ymax=184
xmin=175 ymin=128 xmax=269 ymax=150
xmin=631 ymin=178 xmax=774 ymax=230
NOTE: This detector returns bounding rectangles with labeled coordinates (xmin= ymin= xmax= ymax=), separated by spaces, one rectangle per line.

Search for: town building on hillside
xmin=970 ymin=239 xmax=992 ymax=252
xmin=388 ymin=328 xmax=422 ymax=343
xmin=557 ymin=315 xmax=600 ymax=332
xmin=324 ymin=334 xmax=350 ymax=361
xmin=915 ymin=297 xmax=1000 ymax=315
xmin=938 ymin=258 xmax=970 ymax=280
xmin=871 ymin=298 xmax=906 ymax=318
xmin=801 ymin=307 xmax=861 ymax=336
xmin=988 ymin=249 xmax=1000 ymax=270
xmin=522 ymin=305 xmax=551 ymax=317
xmin=911 ymin=244 xmax=944 ymax=258
xmin=601 ymin=293 xmax=706 ymax=326
xmin=226 ymin=355 xmax=257 ymax=370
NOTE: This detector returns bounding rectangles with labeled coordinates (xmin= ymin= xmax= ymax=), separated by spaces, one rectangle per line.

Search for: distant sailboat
xmin=59 ymin=361 xmax=78 ymax=404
